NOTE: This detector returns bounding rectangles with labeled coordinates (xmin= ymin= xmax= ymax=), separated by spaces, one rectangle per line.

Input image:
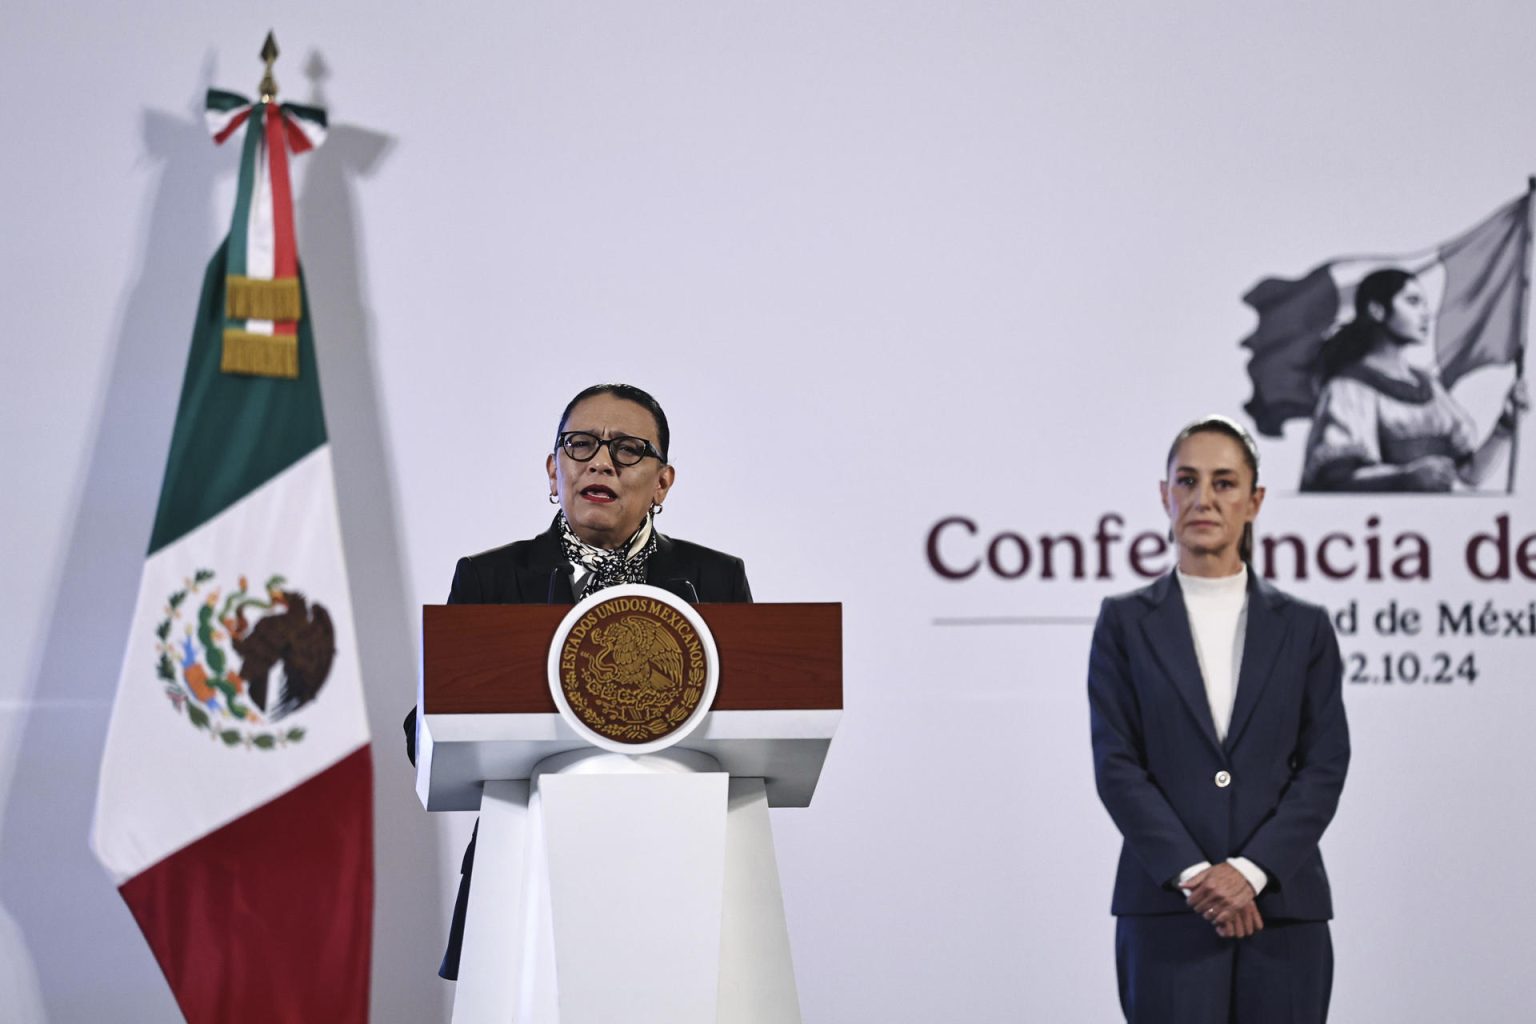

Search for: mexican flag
xmin=1241 ymin=193 xmax=1530 ymax=437
xmin=90 ymin=89 xmax=372 ymax=1023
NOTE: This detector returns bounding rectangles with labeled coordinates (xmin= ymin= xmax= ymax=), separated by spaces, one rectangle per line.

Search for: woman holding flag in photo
xmin=1300 ymin=268 xmax=1529 ymax=491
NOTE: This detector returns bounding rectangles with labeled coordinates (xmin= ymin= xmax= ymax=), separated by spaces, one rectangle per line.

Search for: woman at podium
xmin=403 ymin=382 xmax=751 ymax=979
xmin=1088 ymin=414 xmax=1349 ymax=1023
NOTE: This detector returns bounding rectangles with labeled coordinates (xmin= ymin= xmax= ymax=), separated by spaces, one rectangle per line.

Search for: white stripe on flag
xmin=204 ymin=105 xmax=248 ymax=139
xmin=246 ymin=140 xmax=275 ymax=282
xmin=91 ymin=446 xmax=369 ymax=883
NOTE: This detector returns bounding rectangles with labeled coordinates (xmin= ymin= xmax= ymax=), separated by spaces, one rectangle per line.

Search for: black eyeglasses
xmin=555 ymin=431 xmax=664 ymax=467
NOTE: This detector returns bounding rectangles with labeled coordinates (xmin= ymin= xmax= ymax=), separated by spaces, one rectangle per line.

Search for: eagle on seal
xmin=590 ymin=615 xmax=685 ymax=692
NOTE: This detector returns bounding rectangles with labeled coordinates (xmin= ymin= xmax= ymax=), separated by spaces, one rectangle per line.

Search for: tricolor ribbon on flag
xmin=205 ymin=89 xmax=328 ymax=378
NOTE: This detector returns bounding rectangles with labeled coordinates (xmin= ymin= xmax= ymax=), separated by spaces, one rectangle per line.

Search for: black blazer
xmin=445 ymin=518 xmax=752 ymax=606
xmin=404 ymin=517 xmax=752 ymax=978
xmin=1088 ymin=571 xmax=1349 ymax=921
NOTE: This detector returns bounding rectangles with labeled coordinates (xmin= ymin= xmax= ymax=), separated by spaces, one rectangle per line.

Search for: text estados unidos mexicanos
xmin=560 ymin=599 xmax=702 ymax=679
xmin=926 ymin=513 xmax=1536 ymax=583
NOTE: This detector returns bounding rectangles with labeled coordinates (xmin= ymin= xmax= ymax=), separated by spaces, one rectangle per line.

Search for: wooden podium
xmin=416 ymin=602 xmax=841 ymax=1024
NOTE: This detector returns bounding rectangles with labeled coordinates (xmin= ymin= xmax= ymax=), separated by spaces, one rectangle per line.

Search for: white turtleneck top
xmin=1178 ymin=567 xmax=1248 ymax=741
xmin=1173 ymin=566 xmax=1269 ymax=897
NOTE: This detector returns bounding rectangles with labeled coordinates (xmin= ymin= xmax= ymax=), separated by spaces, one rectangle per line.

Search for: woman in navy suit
xmin=404 ymin=382 xmax=751 ymax=979
xmin=1089 ymin=414 xmax=1349 ymax=1023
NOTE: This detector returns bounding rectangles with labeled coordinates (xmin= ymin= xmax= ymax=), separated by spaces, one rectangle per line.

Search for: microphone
xmin=547 ymin=566 xmax=573 ymax=603
xmin=663 ymin=578 xmax=700 ymax=604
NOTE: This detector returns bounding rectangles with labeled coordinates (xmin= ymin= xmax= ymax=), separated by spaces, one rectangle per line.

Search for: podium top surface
xmin=423 ymin=602 xmax=842 ymax=714
xmin=418 ymin=603 xmax=841 ymax=808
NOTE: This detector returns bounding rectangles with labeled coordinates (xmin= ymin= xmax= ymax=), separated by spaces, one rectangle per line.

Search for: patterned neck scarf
xmin=557 ymin=511 xmax=657 ymax=597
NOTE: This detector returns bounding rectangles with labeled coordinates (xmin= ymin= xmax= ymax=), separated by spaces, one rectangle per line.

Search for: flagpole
xmin=258 ymin=31 xmax=278 ymax=103
xmin=1508 ymin=176 xmax=1533 ymax=494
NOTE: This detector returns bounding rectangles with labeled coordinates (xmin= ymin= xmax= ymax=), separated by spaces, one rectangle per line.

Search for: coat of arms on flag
xmin=156 ymin=570 xmax=335 ymax=748
xmin=1240 ymin=189 xmax=1532 ymax=493
xmin=90 ymin=36 xmax=373 ymax=1023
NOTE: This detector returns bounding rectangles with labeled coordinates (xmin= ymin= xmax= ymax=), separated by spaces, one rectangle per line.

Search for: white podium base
xmin=451 ymin=750 xmax=800 ymax=1024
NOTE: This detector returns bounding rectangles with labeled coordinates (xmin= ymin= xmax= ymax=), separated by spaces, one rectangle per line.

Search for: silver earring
xmin=549 ymin=493 xmax=559 ymax=504
xmin=650 ymin=501 xmax=664 ymax=515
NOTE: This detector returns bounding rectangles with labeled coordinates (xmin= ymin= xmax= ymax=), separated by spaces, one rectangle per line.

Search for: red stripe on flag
xmin=213 ymin=107 xmax=253 ymax=146
xmin=282 ymin=112 xmax=316 ymax=155
xmin=120 ymin=747 xmax=373 ymax=1024
xmin=265 ymin=103 xmax=298 ymax=280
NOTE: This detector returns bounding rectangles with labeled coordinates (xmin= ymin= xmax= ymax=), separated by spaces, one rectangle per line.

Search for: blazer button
xmin=1214 ymin=770 xmax=1232 ymax=788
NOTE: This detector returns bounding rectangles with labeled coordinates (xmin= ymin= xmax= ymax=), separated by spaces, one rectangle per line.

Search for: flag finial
xmin=258 ymin=32 xmax=279 ymax=103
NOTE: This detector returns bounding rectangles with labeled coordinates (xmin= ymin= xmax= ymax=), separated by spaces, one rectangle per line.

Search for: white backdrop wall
xmin=5 ymin=2 xmax=1536 ymax=1021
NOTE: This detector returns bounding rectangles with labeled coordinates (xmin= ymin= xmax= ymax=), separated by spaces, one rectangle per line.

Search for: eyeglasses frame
xmin=554 ymin=430 xmax=665 ymax=467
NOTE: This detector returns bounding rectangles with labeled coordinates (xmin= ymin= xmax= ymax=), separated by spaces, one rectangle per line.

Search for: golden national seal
xmin=556 ymin=594 xmax=710 ymax=743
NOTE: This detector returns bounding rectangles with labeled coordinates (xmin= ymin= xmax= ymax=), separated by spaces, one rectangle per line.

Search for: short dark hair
xmin=1165 ymin=414 xmax=1260 ymax=563
xmin=556 ymin=383 xmax=671 ymax=462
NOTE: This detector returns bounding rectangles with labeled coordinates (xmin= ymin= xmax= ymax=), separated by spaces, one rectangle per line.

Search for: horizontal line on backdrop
xmin=932 ymin=616 xmax=1097 ymax=627
xmin=0 ymin=699 xmax=112 ymax=711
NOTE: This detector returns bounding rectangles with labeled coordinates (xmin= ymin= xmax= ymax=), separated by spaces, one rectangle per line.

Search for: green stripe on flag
xmin=225 ymin=105 xmax=264 ymax=280
xmin=148 ymin=240 xmax=326 ymax=554
xmin=206 ymin=88 xmax=249 ymax=113
xmin=281 ymin=102 xmax=328 ymax=129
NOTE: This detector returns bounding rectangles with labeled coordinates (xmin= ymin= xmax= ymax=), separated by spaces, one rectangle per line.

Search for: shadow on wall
xmin=0 ymin=64 xmax=226 ymax=1022
xmin=296 ymin=50 xmax=452 ymax=1024
xmin=0 ymin=55 xmax=447 ymax=1022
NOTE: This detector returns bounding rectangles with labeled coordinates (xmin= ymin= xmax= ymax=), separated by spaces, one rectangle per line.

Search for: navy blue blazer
xmin=1088 ymin=571 xmax=1349 ymax=921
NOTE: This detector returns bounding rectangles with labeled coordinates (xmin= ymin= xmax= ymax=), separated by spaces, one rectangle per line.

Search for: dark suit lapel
xmin=1224 ymin=573 xmax=1289 ymax=753
xmin=646 ymin=532 xmax=680 ymax=580
xmin=516 ymin=520 xmax=575 ymax=603
xmin=523 ymin=523 xmax=699 ymax=604
xmin=1139 ymin=573 xmax=1223 ymax=755
xmin=645 ymin=533 xmax=699 ymax=602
